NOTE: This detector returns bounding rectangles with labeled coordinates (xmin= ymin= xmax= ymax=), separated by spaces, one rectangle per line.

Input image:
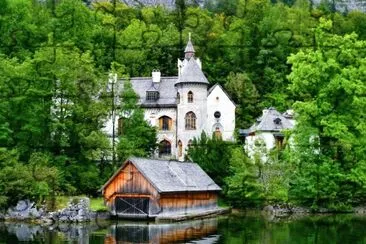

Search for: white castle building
xmin=239 ymin=107 xmax=295 ymax=160
xmin=105 ymin=36 xmax=236 ymax=161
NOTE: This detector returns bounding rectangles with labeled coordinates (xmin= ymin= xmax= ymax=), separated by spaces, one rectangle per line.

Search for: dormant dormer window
xmin=188 ymin=91 xmax=193 ymax=103
xmin=146 ymin=91 xmax=159 ymax=101
xmin=274 ymin=117 xmax=282 ymax=125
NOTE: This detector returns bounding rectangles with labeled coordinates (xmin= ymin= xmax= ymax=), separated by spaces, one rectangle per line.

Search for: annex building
xmin=104 ymin=36 xmax=236 ymax=161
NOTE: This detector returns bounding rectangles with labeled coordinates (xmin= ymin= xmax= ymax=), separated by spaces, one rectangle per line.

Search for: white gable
xmin=206 ymin=84 xmax=236 ymax=141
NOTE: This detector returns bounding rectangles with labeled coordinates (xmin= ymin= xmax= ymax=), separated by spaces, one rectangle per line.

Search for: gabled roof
xmin=247 ymin=107 xmax=294 ymax=133
xmin=208 ymin=83 xmax=236 ymax=107
xmin=175 ymin=58 xmax=209 ymax=85
xmin=146 ymin=83 xmax=159 ymax=92
xmin=101 ymin=157 xmax=222 ymax=193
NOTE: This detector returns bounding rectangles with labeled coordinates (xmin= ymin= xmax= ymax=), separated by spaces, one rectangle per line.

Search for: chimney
xmin=152 ymin=69 xmax=161 ymax=83
xmin=177 ymin=59 xmax=182 ymax=77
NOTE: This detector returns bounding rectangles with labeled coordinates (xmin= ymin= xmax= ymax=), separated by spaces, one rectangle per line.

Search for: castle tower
xmin=175 ymin=35 xmax=209 ymax=161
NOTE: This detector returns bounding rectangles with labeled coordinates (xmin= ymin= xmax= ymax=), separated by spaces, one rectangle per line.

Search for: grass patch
xmin=90 ymin=197 xmax=108 ymax=211
xmin=47 ymin=196 xmax=107 ymax=211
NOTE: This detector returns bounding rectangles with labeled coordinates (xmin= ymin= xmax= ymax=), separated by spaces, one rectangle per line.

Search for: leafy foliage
xmin=0 ymin=0 xmax=365 ymax=209
xmin=187 ymin=132 xmax=234 ymax=187
xmin=116 ymin=80 xmax=157 ymax=163
xmin=287 ymin=18 xmax=366 ymax=209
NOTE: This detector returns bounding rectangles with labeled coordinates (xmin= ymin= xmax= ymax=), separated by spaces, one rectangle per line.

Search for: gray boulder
xmin=53 ymin=197 xmax=91 ymax=223
xmin=6 ymin=200 xmax=43 ymax=220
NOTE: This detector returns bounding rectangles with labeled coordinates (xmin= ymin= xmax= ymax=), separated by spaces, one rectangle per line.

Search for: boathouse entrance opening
xmin=115 ymin=197 xmax=149 ymax=216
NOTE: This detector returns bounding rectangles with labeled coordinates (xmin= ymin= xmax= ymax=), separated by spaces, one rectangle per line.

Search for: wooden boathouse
xmin=101 ymin=157 xmax=222 ymax=219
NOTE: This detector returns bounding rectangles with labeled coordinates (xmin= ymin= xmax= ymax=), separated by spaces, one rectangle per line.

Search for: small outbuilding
xmin=101 ymin=157 xmax=222 ymax=219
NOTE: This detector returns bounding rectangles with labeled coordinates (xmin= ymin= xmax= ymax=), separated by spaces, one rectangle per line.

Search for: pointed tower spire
xmin=184 ymin=32 xmax=195 ymax=60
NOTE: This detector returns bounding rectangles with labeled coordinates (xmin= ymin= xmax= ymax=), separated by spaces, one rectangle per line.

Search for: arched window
xmin=212 ymin=123 xmax=223 ymax=139
xmin=177 ymin=92 xmax=180 ymax=104
xmin=159 ymin=140 xmax=171 ymax=156
xmin=178 ymin=140 xmax=183 ymax=157
xmin=185 ymin=112 xmax=196 ymax=130
xmin=187 ymin=91 xmax=193 ymax=103
xmin=214 ymin=127 xmax=222 ymax=139
xmin=159 ymin=116 xmax=172 ymax=131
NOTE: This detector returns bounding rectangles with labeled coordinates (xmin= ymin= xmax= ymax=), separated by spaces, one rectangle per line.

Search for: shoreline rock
xmin=262 ymin=204 xmax=365 ymax=216
xmin=2 ymin=198 xmax=111 ymax=224
xmin=262 ymin=204 xmax=325 ymax=216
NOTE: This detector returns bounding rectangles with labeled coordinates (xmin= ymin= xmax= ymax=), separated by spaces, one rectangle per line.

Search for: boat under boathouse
xmin=100 ymin=157 xmax=222 ymax=219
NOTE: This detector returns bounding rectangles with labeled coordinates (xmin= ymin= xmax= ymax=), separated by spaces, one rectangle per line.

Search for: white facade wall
xmin=206 ymin=86 xmax=236 ymax=141
xmin=176 ymin=83 xmax=208 ymax=161
xmin=245 ymin=132 xmax=276 ymax=162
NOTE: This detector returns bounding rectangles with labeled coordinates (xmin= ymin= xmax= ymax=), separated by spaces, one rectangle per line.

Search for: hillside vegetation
xmin=0 ymin=0 xmax=365 ymax=210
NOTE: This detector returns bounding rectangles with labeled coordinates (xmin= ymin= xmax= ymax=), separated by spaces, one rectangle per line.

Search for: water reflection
xmin=105 ymin=218 xmax=219 ymax=243
xmin=2 ymin=213 xmax=366 ymax=243
xmin=0 ymin=218 xmax=219 ymax=243
xmin=0 ymin=222 xmax=101 ymax=243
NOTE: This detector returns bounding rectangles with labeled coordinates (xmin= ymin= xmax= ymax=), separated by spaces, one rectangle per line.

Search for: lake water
xmin=1 ymin=212 xmax=366 ymax=243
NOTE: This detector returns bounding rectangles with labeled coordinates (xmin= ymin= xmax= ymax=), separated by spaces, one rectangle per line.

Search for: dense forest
xmin=0 ymin=0 xmax=365 ymax=210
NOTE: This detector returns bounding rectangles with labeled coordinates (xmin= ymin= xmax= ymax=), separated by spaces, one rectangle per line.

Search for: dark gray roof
xmin=247 ymin=107 xmax=294 ymax=132
xmin=129 ymin=77 xmax=178 ymax=108
xmin=175 ymin=58 xmax=209 ymax=85
xmin=146 ymin=83 xmax=159 ymax=92
xmin=102 ymin=157 xmax=221 ymax=193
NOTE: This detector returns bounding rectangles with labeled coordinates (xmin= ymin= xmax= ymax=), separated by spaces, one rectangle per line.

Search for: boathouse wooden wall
xmin=103 ymin=162 xmax=159 ymax=214
xmin=103 ymin=161 xmax=219 ymax=217
xmin=159 ymin=192 xmax=218 ymax=213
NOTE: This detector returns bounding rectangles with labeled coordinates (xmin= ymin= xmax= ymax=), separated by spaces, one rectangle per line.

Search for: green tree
xmin=0 ymin=149 xmax=62 ymax=209
xmin=187 ymin=131 xmax=234 ymax=187
xmin=225 ymin=147 xmax=264 ymax=207
xmin=225 ymin=72 xmax=260 ymax=128
xmin=116 ymin=80 xmax=157 ymax=163
xmin=287 ymin=18 xmax=366 ymax=208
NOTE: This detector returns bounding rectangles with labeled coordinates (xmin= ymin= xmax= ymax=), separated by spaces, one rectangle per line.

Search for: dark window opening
xmin=159 ymin=140 xmax=171 ymax=156
xmin=214 ymin=111 xmax=221 ymax=119
xmin=274 ymin=134 xmax=285 ymax=149
xmin=146 ymin=91 xmax=159 ymax=101
xmin=274 ymin=117 xmax=282 ymax=125
xmin=188 ymin=91 xmax=193 ymax=103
